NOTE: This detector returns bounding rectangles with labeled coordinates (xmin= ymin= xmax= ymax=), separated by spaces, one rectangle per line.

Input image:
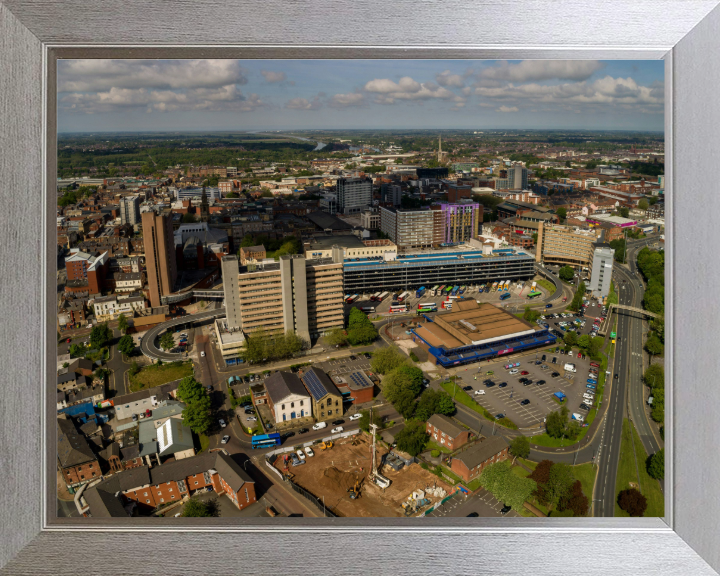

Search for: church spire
xmin=200 ymin=185 xmax=209 ymax=222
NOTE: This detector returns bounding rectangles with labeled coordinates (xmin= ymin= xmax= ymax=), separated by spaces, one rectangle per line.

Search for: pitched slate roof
xmin=300 ymin=367 xmax=341 ymax=401
xmin=427 ymin=414 xmax=465 ymax=439
xmin=57 ymin=417 xmax=97 ymax=468
xmin=264 ymin=371 xmax=310 ymax=404
xmin=453 ymin=436 xmax=509 ymax=470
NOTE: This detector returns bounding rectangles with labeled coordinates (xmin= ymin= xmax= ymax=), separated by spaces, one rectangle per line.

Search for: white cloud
xmin=60 ymin=85 xmax=266 ymax=114
xmin=261 ymin=70 xmax=287 ymax=83
xmin=497 ymin=106 xmax=519 ymax=113
xmin=476 ymin=60 xmax=605 ymax=83
xmin=328 ymin=93 xmax=365 ymax=108
xmin=436 ymin=70 xmax=465 ymax=88
xmin=364 ymin=76 xmax=464 ymax=106
xmin=285 ymin=95 xmax=323 ymax=110
xmin=58 ymin=60 xmax=248 ymax=92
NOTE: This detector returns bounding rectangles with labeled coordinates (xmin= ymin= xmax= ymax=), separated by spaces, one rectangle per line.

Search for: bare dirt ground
xmin=275 ymin=435 xmax=451 ymax=517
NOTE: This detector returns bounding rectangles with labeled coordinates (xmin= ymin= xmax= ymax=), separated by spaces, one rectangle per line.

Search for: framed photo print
xmin=1 ymin=1 xmax=719 ymax=574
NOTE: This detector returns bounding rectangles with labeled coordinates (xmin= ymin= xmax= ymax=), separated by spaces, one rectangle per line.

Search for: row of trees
xmin=528 ymin=460 xmax=589 ymax=516
xmin=644 ymin=364 xmax=664 ymax=424
xmin=637 ymin=247 xmax=665 ymax=317
xmin=176 ymin=376 xmax=213 ymax=435
xmin=244 ymin=328 xmax=305 ymax=364
xmin=567 ymin=281 xmax=586 ymax=312
xmin=563 ymin=330 xmax=604 ymax=359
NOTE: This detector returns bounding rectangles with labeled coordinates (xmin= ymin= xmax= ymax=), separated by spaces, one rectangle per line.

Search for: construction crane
xmin=369 ymin=422 xmax=391 ymax=489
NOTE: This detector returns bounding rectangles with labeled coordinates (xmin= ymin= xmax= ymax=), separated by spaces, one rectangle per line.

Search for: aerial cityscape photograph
xmin=55 ymin=58 xmax=665 ymax=520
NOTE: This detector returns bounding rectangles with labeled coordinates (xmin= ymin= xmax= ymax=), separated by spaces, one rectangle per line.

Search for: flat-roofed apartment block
xmin=380 ymin=207 xmax=444 ymax=251
xmin=535 ymin=223 xmax=602 ymax=268
xmin=221 ymin=254 xmax=343 ymax=345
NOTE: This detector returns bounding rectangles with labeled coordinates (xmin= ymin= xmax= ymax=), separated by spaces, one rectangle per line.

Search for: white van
xmin=564 ymin=363 xmax=576 ymax=373
xmin=571 ymin=413 xmax=584 ymax=422
xmin=312 ymin=421 xmax=327 ymax=431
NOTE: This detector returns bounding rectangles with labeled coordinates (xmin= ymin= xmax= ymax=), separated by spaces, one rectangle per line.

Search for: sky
xmin=57 ymin=59 xmax=665 ymax=133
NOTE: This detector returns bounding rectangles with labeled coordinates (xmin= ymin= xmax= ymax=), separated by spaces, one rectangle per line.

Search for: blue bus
xmin=500 ymin=292 xmax=511 ymax=301
xmin=251 ymin=433 xmax=282 ymax=449
xmin=451 ymin=285 xmax=460 ymax=296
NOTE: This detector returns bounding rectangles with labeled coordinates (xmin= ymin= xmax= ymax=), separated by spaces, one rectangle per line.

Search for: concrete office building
xmin=588 ymin=244 xmax=615 ymax=299
xmin=119 ymin=195 xmax=141 ymax=227
xmin=535 ymin=223 xmax=602 ymax=268
xmin=507 ymin=164 xmax=528 ymax=190
xmin=141 ymin=210 xmax=177 ymax=308
xmin=380 ymin=207 xmax=444 ymax=250
xmin=337 ymin=177 xmax=372 ymax=215
xmin=222 ymin=254 xmax=344 ymax=342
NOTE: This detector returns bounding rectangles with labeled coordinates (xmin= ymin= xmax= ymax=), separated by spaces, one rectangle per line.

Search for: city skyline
xmin=58 ymin=59 xmax=664 ymax=133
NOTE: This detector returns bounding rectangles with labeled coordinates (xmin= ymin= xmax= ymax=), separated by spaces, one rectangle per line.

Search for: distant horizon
xmin=58 ymin=128 xmax=665 ymax=135
xmin=58 ymin=59 xmax=664 ymax=132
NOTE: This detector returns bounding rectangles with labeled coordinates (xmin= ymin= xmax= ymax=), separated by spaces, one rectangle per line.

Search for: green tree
xmin=394 ymin=420 xmax=429 ymax=456
xmin=414 ymin=388 xmax=455 ymax=421
xmin=546 ymin=463 xmax=575 ymax=508
xmin=556 ymin=207 xmax=567 ymax=222
xmin=577 ymin=334 xmax=590 ymax=350
xmin=240 ymin=234 xmax=256 ymax=247
xmin=559 ymin=266 xmax=574 ymax=282
xmin=510 ymin=435 xmax=530 ymax=460
xmin=358 ymin=409 xmax=384 ymax=434
xmin=182 ymin=212 xmax=198 ymax=223
xmin=181 ymin=496 xmax=220 ymax=517
xmin=370 ymin=346 xmax=405 ymax=374
xmin=478 ymin=460 xmax=537 ymax=511
xmin=261 ymin=190 xmax=274 ymax=198
xmin=393 ymin=365 xmax=424 ymax=395
xmin=557 ymin=480 xmax=589 ymax=516
xmin=619 ymin=207 xmax=630 ymax=218
xmin=638 ymin=199 xmax=649 ymax=211
xmin=347 ymin=322 xmax=379 ymax=346
xmin=159 ymin=331 xmax=176 ymax=352
xmin=225 ymin=191 xmax=239 ymax=198
xmin=182 ymin=396 xmax=213 ymax=435
xmin=645 ymin=333 xmax=664 ymax=356
xmin=117 ymin=313 xmax=129 ymax=335
xmin=545 ymin=406 xmax=569 ymax=439
xmin=588 ymin=336 xmax=604 ymax=359
xmin=348 ymin=308 xmax=369 ymax=327
xmin=648 ymin=196 xmax=659 ymax=206
xmin=89 ymin=322 xmax=113 ymax=349
xmin=647 ymin=448 xmax=664 ymax=480
xmin=118 ymin=334 xmax=135 ymax=356
xmin=523 ymin=306 xmax=541 ymax=322
xmin=325 ymin=327 xmax=348 ymax=347
xmin=177 ymin=376 xmax=207 ymax=404
xmin=69 ymin=343 xmax=86 ymax=358
xmin=564 ymin=330 xmax=578 ymax=348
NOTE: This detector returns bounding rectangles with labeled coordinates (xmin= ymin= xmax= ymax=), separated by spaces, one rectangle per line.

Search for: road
xmin=140 ymin=306 xmax=226 ymax=361
xmin=593 ymin=238 xmax=663 ymax=517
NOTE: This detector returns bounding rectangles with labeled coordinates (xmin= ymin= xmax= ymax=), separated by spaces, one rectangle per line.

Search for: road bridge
xmin=140 ymin=307 xmax=227 ymax=361
xmin=598 ymin=303 xmax=661 ymax=336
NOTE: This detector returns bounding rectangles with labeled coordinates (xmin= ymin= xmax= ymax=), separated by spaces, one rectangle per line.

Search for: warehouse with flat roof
xmin=411 ymin=299 xmax=557 ymax=367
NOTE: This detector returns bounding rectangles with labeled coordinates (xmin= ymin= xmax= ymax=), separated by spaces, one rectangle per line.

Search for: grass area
xmin=536 ymin=278 xmax=556 ymax=294
xmin=519 ymin=507 xmax=535 ymax=517
xmin=440 ymin=466 xmax=464 ymax=484
xmin=518 ymin=458 xmax=538 ymax=471
xmin=512 ymin=465 xmax=530 ymax=479
xmin=572 ymin=463 xmax=597 ymax=503
xmin=607 ymin=281 xmax=619 ymax=306
xmin=197 ymin=433 xmax=210 ymax=453
xmin=466 ymin=477 xmax=483 ymax=491
xmin=615 ymin=419 xmax=665 ymax=518
xmin=427 ymin=440 xmax=453 ymax=454
xmin=85 ymin=347 xmax=109 ymax=363
xmin=129 ymin=361 xmax=194 ymax=392
xmin=529 ymin=433 xmax=577 ymax=448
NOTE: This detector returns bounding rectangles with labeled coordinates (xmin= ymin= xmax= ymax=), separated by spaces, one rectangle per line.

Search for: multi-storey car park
xmin=342 ymin=245 xmax=536 ymax=294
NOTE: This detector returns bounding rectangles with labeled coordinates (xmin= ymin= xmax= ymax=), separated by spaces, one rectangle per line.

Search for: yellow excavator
xmin=347 ymin=478 xmax=364 ymax=500
xmin=320 ymin=441 xmax=334 ymax=451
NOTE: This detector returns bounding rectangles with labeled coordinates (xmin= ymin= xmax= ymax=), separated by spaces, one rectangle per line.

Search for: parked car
xmin=495 ymin=413 xmax=505 ymax=419
xmin=200 ymin=351 xmax=206 ymax=357
xmin=519 ymin=378 xmax=529 ymax=384
xmin=520 ymin=399 xmax=530 ymax=406
xmin=463 ymin=385 xmax=473 ymax=391
xmin=298 ymin=428 xmax=309 ymax=434
xmin=296 ymin=450 xmax=306 ymax=461
xmin=246 ymin=416 xmax=257 ymax=422
xmin=545 ymin=304 xmax=552 ymax=308
xmin=551 ymin=372 xmax=560 ymax=377
xmin=304 ymin=446 xmax=314 ymax=457
xmin=218 ymin=419 xmax=227 ymax=428
xmin=536 ymin=380 xmax=546 ymax=386
xmin=509 ymin=369 xmax=519 ymax=375
xmin=567 ymin=351 xmax=573 ymax=357
xmin=542 ymin=355 xmax=547 ymax=361
xmin=523 ymin=380 xmax=533 ymax=386
xmin=221 ymin=435 xmax=230 ymax=444
xmin=312 ymin=422 xmax=327 ymax=431
xmin=520 ymin=371 xmax=529 ymax=375
xmin=498 ymin=382 xmax=508 ymax=388
xmin=579 ymin=403 xmax=590 ymax=411
xmin=474 ymin=390 xmax=486 ymax=396
xmin=284 ymin=431 xmax=295 ymax=439
xmin=349 ymin=414 xmax=362 ymax=421
xmin=590 ymin=362 xmax=600 ymax=368
xmin=500 ymin=504 xmax=512 ymax=515
xmin=332 ymin=419 xmax=344 ymax=426
xmin=586 ymin=384 xmax=596 ymax=390
xmin=331 ymin=426 xmax=344 ymax=433
xmin=552 ymin=357 xmax=558 ymax=364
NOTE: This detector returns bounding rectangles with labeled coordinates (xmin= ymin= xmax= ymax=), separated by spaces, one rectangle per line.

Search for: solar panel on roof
xmin=302 ymin=370 xmax=328 ymax=401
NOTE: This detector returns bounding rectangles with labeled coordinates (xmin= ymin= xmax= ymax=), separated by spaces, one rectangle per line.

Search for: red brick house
xmin=84 ymin=451 xmax=256 ymax=517
xmin=57 ymin=416 xmax=102 ymax=488
xmin=426 ymin=414 xmax=471 ymax=451
xmin=449 ymin=436 xmax=510 ymax=483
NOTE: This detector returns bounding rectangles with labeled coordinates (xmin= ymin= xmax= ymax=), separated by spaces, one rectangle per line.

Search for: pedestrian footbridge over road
xmin=597 ymin=304 xmax=661 ymax=336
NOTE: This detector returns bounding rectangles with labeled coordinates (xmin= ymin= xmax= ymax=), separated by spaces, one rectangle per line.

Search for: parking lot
xmin=452 ymin=346 xmax=602 ymax=429
xmin=345 ymin=281 xmax=552 ymax=316
xmin=427 ymin=486 xmax=522 ymax=518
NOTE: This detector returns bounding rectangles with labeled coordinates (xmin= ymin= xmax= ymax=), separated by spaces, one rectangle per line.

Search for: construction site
xmin=273 ymin=431 xmax=453 ymax=517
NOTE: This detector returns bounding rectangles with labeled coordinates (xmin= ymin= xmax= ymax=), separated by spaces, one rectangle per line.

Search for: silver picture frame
xmin=1 ymin=0 xmax=719 ymax=573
